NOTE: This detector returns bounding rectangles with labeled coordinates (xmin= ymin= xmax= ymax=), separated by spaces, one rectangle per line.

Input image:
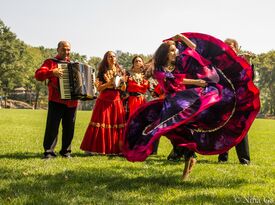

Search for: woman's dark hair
xmin=143 ymin=59 xmax=154 ymax=79
xmin=131 ymin=55 xmax=144 ymax=65
xmin=153 ymin=41 xmax=175 ymax=69
xmin=131 ymin=55 xmax=144 ymax=70
xmin=97 ymin=51 xmax=121 ymax=82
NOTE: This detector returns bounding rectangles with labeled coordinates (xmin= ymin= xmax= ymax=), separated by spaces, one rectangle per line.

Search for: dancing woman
xmin=123 ymin=33 xmax=260 ymax=180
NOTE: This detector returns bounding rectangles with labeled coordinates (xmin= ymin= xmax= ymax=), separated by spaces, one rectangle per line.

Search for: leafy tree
xmin=253 ymin=50 xmax=275 ymax=115
xmin=0 ymin=19 xmax=27 ymax=106
xmin=116 ymin=50 xmax=152 ymax=72
xmin=70 ymin=53 xmax=87 ymax=63
xmin=21 ymin=46 xmax=48 ymax=108
xmin=88 ymin=56 xmax=101 ymax=69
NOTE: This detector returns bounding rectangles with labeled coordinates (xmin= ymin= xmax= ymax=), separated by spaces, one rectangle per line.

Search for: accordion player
xmin=58 ymin=62 xmax=97 ymax=100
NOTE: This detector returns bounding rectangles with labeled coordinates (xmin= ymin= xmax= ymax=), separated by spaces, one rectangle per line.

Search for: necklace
xmin=164 ymin=64 xmax=175 ymax=73
xmin=132 ymin=72 xmax=143 ymax=85
xmin=108 ymin=66 xmax=117 ymax=75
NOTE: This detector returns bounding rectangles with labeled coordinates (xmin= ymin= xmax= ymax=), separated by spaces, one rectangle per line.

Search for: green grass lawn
xmin=0 ymin=109 xmax=274 ymax=205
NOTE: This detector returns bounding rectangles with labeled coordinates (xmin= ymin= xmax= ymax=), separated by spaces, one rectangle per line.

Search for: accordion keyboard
xmin=58 ymin=63 xmax=72 ymax=99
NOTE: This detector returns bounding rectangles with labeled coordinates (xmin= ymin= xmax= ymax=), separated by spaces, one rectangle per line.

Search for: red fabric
xmin=80 ymin=89 xmax=125 ymax=154
xmin=127 ymin=78 xmax=150 ymax=117
xmin=34 ymin=55 xmax=78 ymax=107
xmin=153 ymin=84 xmax=165 ymax=99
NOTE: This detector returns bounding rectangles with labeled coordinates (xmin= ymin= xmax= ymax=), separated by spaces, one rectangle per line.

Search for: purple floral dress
xmin=123 ymin=33 xmax=260 ymax=162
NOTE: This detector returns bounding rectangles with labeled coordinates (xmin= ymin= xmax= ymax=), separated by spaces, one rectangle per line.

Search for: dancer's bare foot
xmin=182 ymin=157 xmax=196 ymax=180
xmin=182 ymin=158 xmax=191 ymax=180
xmin=188 ymin=157 xmax=197 ymax=174
xmin=182 ymin=170 xmax=189 ymax=180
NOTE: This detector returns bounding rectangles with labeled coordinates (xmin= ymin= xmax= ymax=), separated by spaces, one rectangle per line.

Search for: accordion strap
xmin=49 ymin=58 xmax=69 ymax=64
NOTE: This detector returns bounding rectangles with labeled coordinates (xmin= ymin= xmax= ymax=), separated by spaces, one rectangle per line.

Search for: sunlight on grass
xmin=0 ymin=109 xmax=274 ymax=204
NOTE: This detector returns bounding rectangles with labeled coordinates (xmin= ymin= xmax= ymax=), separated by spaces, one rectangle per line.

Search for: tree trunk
xmin=34 ymin=90 xmax=40 ymax=109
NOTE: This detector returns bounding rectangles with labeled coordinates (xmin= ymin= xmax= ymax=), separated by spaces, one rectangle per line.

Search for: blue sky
xmin=1 ymin=0 xmax=274 ymax=58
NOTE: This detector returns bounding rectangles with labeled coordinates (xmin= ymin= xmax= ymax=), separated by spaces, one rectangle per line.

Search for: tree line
xmin=0 ymin=19 xmax=274 ymax=115
xmin=0 ymin=19 xmax=151 ymax=109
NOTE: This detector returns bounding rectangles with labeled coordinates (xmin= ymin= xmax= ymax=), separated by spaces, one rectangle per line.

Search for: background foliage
xmin=0 ymin=19 xmax=274 ymax=115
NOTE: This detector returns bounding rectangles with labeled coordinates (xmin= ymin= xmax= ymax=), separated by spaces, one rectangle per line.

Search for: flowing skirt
xmin=81 ymin=89 xmax=125 ymax=154
xmin=128 ymin=95 xmax=146 ymax=117
xmin=123 ymin=33 xmax=260 ymax=162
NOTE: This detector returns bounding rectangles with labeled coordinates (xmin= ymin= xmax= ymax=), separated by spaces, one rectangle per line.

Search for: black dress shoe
xmin=43 ymin=152 xmax=57 ymax=159
xmin=218 ymin=159 xmax=228 ymax=163
xmin=239 ymin=158 xmax=250 ymax=165
xmin=60 ymin=152 xmax=72 ymax=158
xmin=218 ymin=153 xmax=228 ymax=163
xmin=167 ymin=152 xmax=182 ymax=162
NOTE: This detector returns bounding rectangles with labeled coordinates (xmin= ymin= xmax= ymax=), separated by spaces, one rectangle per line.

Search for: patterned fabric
xmin=123 ymin=32 xmax=260 ymax=162
xmin=89 ymin=122 xmax=125 ymax=128
xmin=81 ymin=89 xmax=125 ymax=154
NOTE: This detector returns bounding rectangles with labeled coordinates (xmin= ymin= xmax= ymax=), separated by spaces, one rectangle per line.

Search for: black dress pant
xmin=168 ymin=145 xmax=196 ymax=160
xmin=218 ymin=134 xmax=250 ymax=164
xmin=167 ymin=133 xmax=197 ymax=160
xmin=151 ymin=139 xmax=160 ymax=154
xmin=43 ymin=101 xmax=77 ymax=154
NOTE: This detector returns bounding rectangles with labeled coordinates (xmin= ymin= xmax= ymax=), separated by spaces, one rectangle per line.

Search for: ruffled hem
xmin=123 ymin=32 xmax=260 ymax=162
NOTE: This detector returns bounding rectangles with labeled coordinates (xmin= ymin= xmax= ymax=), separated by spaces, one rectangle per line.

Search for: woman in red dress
xmin=127 ymin=56 xmax=150 ymax=118
xmin=80 ymin=51 xmax=126 ymax=155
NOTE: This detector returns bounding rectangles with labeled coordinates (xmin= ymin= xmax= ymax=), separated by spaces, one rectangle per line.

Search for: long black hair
xmin=153 ymin=41 xmax=175 ymax=70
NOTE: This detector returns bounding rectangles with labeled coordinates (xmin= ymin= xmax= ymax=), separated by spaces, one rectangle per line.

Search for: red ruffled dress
xmin=127 ymin=76 xmax=150 ymax=117
xmin=80 ymin=89 xmax=125 ymax=154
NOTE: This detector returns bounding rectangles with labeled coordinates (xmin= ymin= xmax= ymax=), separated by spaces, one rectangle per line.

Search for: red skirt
xmin=80 ymin=89 xmax=125 ymax=154
xmin=128 ymin=95 xmax=146 ymax=117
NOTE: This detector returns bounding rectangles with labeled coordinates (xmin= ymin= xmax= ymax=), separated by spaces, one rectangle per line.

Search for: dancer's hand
xmin=196 ymin=79 xmax=207 ymax=87
xmin=171 ymin=33 xmax=196 ymax=49
xmin=172 ymin=34 xmax=184 ymax=41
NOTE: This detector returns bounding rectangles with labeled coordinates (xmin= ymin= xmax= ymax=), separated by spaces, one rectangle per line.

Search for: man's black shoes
xmin=43 ymin=151 xmax=72 ymax=159
xmin=60 ymin=153 xmax=72 ymax=158
xmin=59 ymin=151 xmax=72 ymax=158
xmin=43 ymin=152 xmax=57 ymax=159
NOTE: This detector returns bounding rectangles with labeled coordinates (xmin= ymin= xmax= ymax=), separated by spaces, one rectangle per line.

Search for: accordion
xmin=58 ymin=62 xmax=97 ymax=100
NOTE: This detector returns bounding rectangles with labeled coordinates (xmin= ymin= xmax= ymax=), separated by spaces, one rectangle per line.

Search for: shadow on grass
xmin=0 ymin=152 xmax=42 ymax=160
xmin=0 ymin=151 xmax=237 ymax=167
xmin=0 ymin=151 xmax=166 ymax=161
xmin=0 ymin=164 xmax=249 ymax=204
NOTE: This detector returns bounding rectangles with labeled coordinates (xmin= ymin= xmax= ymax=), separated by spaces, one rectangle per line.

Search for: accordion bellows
xmin=58 ymin=62 xmax=97 ymax=100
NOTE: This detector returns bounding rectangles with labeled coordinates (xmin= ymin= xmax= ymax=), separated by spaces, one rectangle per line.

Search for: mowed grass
xmin=0 ymin=109 xmax=274 ymax=205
